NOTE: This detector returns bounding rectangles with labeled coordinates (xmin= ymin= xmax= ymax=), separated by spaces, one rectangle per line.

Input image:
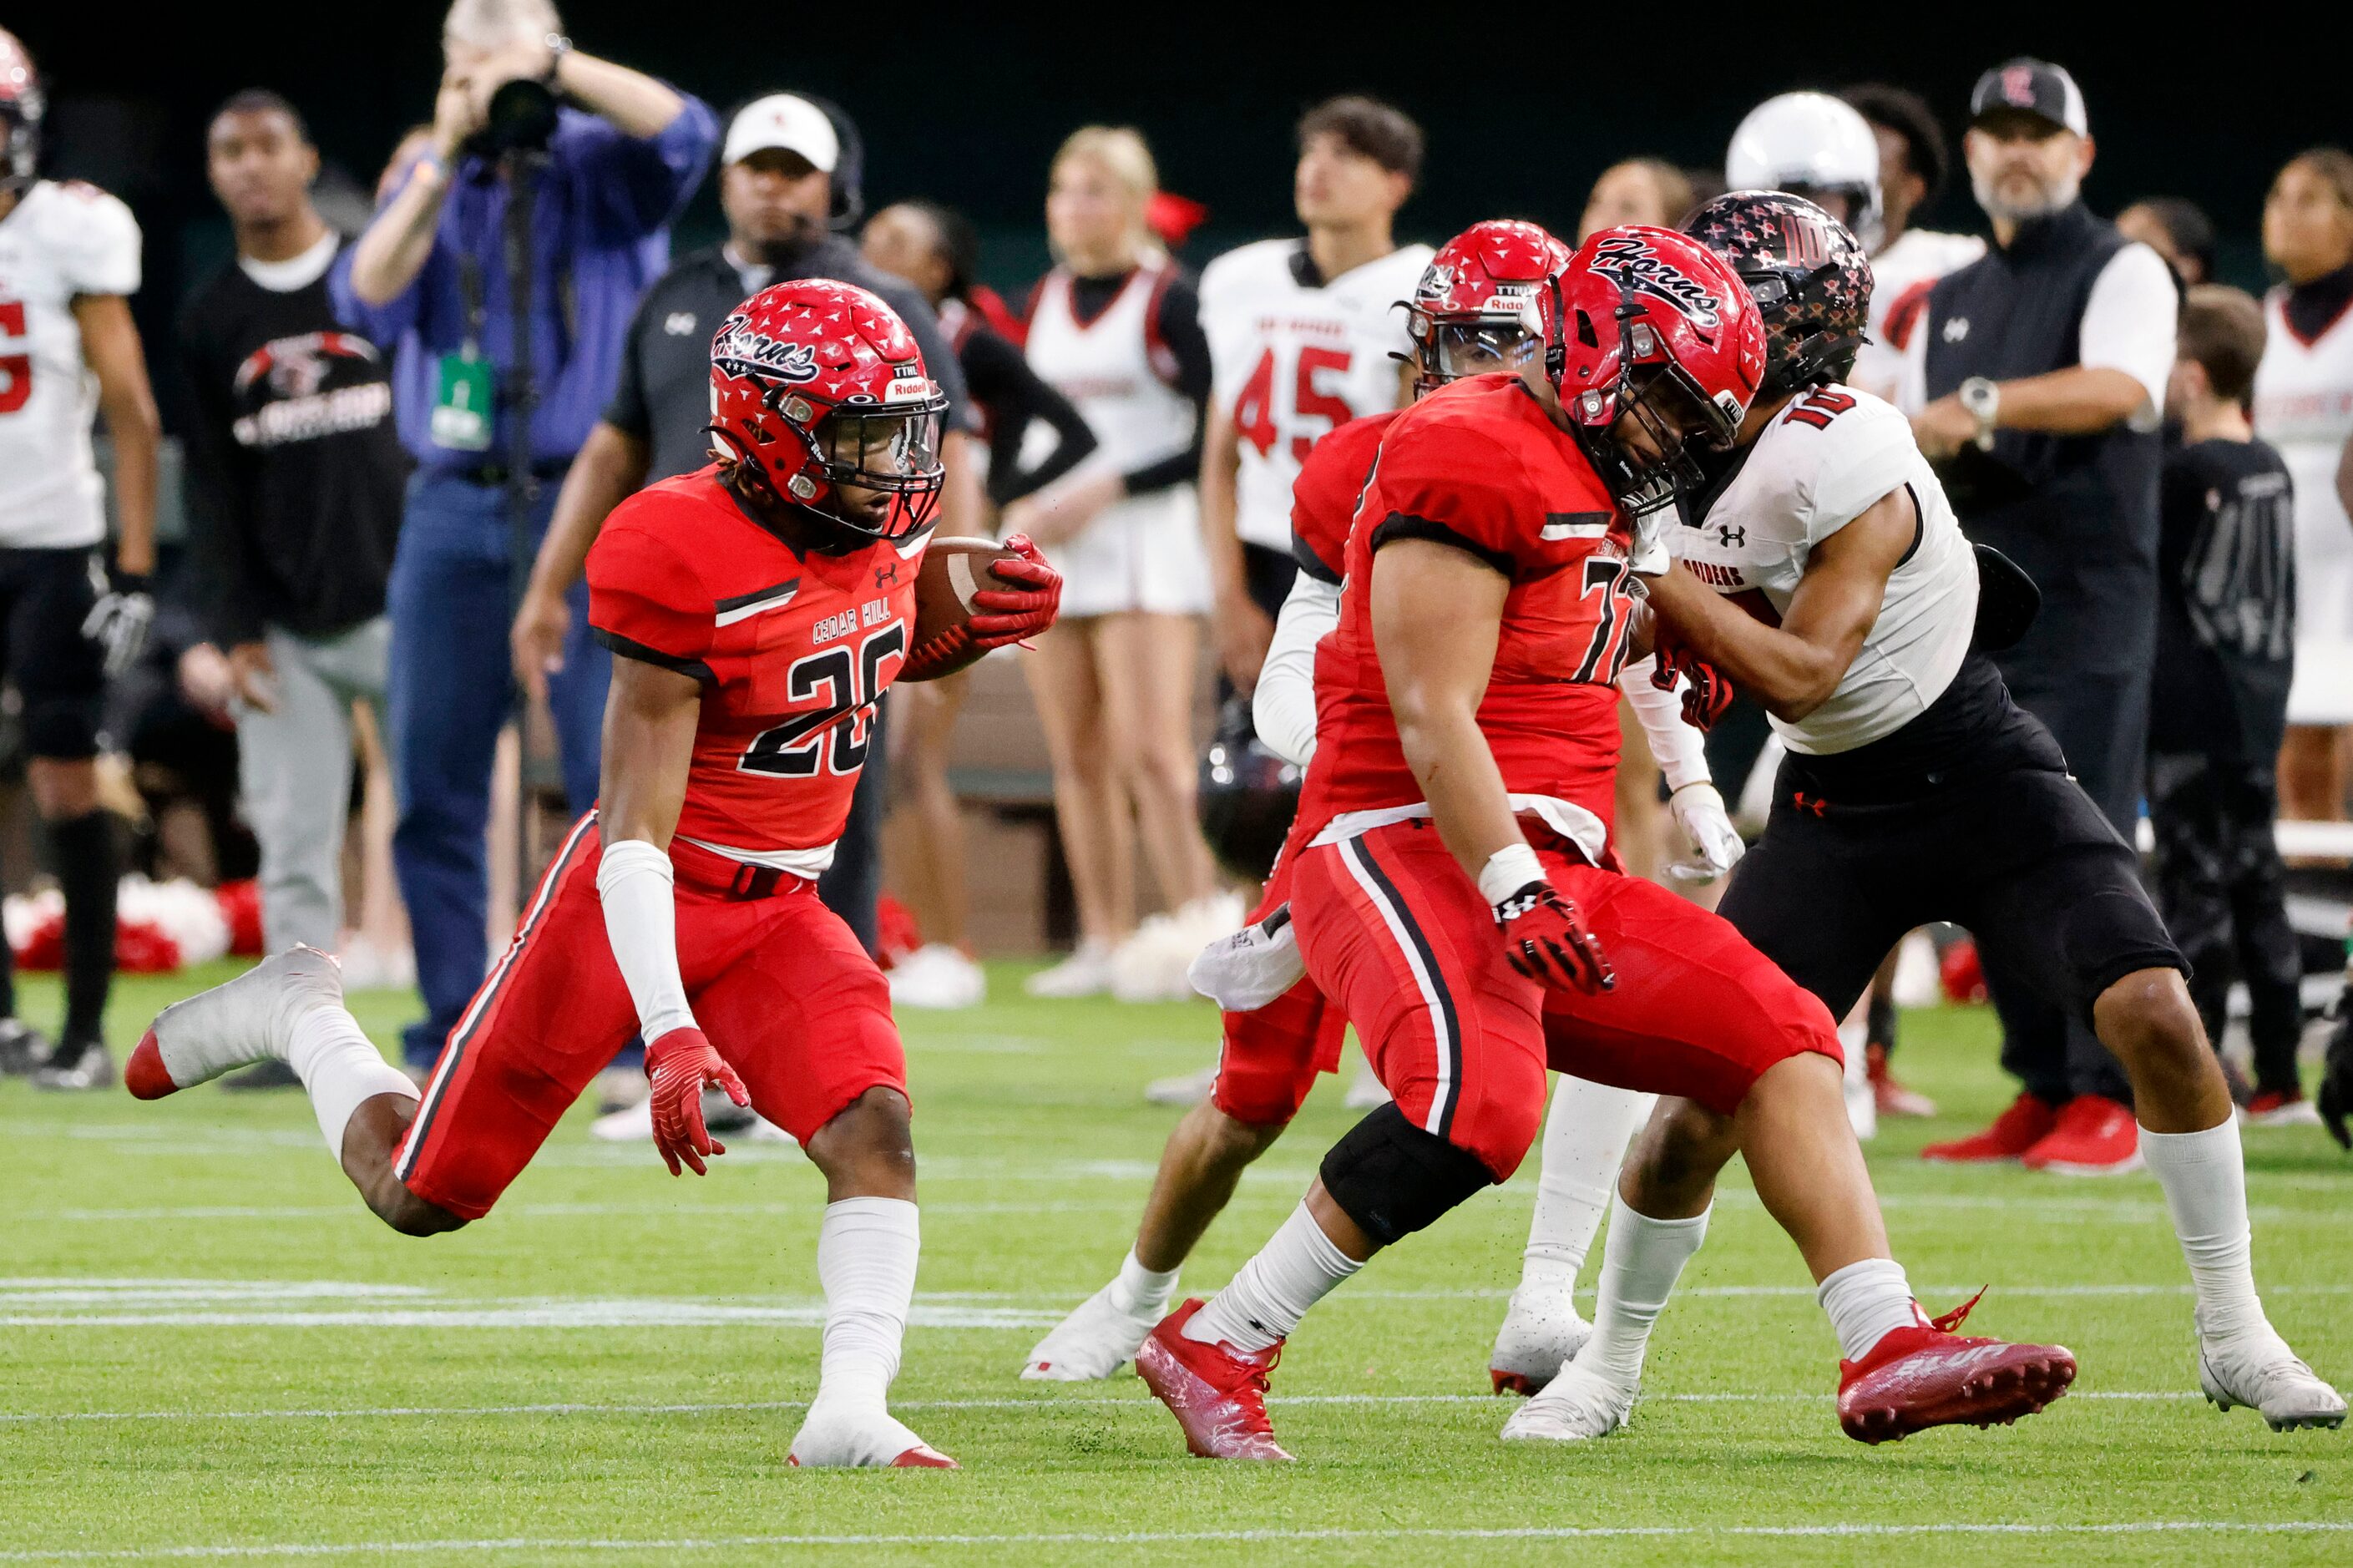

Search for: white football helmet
xmin=1725 ymin=92 xmax=1884 ymax=251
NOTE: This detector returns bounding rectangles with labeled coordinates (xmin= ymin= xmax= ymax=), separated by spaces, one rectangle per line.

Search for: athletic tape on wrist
xmin=1478 ymin=843 xmax=1546 ymax=908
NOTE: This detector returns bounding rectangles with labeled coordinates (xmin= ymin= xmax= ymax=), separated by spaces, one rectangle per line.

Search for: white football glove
xmin=1665 ymin=781 xmax=1744 ymax=885
xmin=82 ymin=575 xmax=155 ymax=679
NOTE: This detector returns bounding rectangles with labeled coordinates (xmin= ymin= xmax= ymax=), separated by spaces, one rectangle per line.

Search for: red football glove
xmin=968 ymin=534 xmax=1063 ymax=650
xmin=1494 ymin=879 xmax=1613 ymax=994
xmin=644 ymin=1025 xmax=749 ymax=1177
xmin=1651 ymin=622 xmax=1736 ymax=732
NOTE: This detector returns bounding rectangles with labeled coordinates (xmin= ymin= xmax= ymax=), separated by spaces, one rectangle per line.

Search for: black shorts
xmin=1242 ymin=539 xmax=1297 ymax=621
xmin=0 ymin=545 xmax=108 ymax=760
xmin=1718 ymin=658 xmax=2186 ymax=1027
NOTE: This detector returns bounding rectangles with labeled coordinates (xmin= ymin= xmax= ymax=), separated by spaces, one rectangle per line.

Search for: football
xmin=908 ymin=535 xmax=1020 ymax=680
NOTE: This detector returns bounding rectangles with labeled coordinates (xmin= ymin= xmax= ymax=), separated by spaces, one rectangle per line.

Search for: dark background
xmin=14 ymin=3 xmax=2341 ymax=435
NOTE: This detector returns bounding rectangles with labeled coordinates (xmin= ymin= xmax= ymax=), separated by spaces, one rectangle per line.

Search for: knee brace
xmin=1318 ymin=1100 xmax=1497 ymax=1247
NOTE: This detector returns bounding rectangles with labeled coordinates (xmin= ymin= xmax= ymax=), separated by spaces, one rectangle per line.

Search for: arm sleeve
xmin=968 ymin=326 xmax=1099 ymax=507
xmin=2079 ymin=243 xmax=2178 ymax=433
xmin=1617 ymin=655 xmax=1711 ymax=792
xmin=1252 ymin=571 xmax=1341 ymax=766
xmin=587 ymin=521 xmax=716 ymax=681
xmin=596 ymin=838 xmax=697 ymax=1039
xmin=173 ymin=308 xmax=265 ymax=647
xmin=578 ymin=92 xmax=721 ymax=241
xmin=56 ymin=185 xmax=142 ymax=296
xmin=1122 ymin=271 xmax=1212 ymax=497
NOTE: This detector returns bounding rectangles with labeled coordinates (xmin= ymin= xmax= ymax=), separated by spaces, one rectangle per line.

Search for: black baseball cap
xmin=1969 ymin=58 xmax=2088 ymax=138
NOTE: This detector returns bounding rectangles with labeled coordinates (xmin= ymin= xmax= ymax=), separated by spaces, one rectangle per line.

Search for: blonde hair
xmin=1050 ymin=125 xmax=1160 ymax=261
xmin=444 ymin=0 xmax=561 ymax=51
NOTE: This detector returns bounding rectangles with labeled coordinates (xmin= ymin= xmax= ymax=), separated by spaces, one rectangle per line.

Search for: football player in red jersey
xmin=1023 ymin=221 xmax=1738 ymax=1386
xmin=124 ymin=280 xmax=1063 ymax=1471
xmin=1133 ymin=228 xmax=2074 ymax=1460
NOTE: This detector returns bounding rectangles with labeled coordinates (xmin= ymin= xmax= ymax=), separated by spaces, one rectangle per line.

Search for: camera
xmin=468 ymin=73 xmax=559 ymax=157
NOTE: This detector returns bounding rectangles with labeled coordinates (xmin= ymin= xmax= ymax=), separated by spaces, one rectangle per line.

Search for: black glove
xmin=2321 ymin=984 xmax=2353 ymax=1151
xmin=82 ymin=566 xmax=155 ymax=679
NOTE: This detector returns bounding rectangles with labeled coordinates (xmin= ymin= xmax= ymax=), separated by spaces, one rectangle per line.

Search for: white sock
xmin=1521 ymin=1077 xmax=1652 ymax=1293
xmin=1108 ymin=1248 xmax=1180 ymax=1320
xmin=1185 ymin=1201 xmax=1360 ymax=1353
xmin=814 ymin=1196 xmax=921 ymax=1413
xmin=286 ymin=1006 xmax=417 ymax=1161
xmin=1816 ymin=1257 xmax=1924 ymax=1363
xmin=1580 ymin=1194 xmax=1708 ymax=1386
xmin=2140 ymin=1119 xmax=2265 ymax=1341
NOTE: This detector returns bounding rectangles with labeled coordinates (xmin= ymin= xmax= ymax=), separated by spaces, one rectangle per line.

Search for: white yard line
xmin=0 ymin=1520 xmax=2345 ymax=1560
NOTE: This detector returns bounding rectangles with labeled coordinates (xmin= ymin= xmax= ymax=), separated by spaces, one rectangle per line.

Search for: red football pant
xmin=393 ymin=815 xmax=906 ymax=1220
xmin=1291 ymin=819 xmax=1839 ymax=1180
xmin=1211 ymin=855 xmax=1349 ymax=1127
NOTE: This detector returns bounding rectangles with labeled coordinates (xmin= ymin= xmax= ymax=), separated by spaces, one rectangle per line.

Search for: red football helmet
xmin=0 ymin=28 xmax=42 ymax=187
xmin=1405 ymin=219 xmax=1573 ymax=395
xmin=707 ymin=277 xmax=949 ymax=541
xmin=1541 ymin=225 xmax=1767 ymax=511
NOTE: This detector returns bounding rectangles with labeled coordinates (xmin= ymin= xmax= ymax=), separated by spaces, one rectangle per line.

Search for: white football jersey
xmin=1670 ymin=384 xmax=1977 ymax=755
xmin=1200 ymin=237 xmax=1432 ymax=550
xmin=0 ymin=180 xmax=142 ymax=549
xmin=1849 ymin=228 xmax=1982 ymax=405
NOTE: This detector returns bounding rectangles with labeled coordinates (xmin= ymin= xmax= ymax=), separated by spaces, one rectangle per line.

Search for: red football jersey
xmin=587 ymin=468 xmax=923 ymax=867
xmin=1288 ymin=408 xmax=1398 ymax=585
xmin=1294 ymin=374 xmax=1638 ymax=847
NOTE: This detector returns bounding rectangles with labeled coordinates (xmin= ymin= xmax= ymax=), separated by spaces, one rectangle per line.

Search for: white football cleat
xmin=1489 ymin=1286 xmax=1593 ymax=1396
xmin=1343 ymin=1063 xmax=1392 ymax=1110
xmin=126 ymin=946 xmax=345 ymax=1100
xmin=1499 ymin=1360 xmax=1637 ymax=1443
xmin=1026 ymin=940 xmax=1117 ymax=999
xmin=787 ymin=1402 xmax=957 ymax=1468
xmin=888 ymin=944 xmax=986 ymax=1009
xmin=589 ymin=1097 xmax=653 ymax=1142
xmin=1144 ymin=1065 xmax=1217 ymax=1107
xmin=2199 ymin=1323 xmax=2347 ymax=1431
xmin=1021 ymin=1280 xmax=1164 ymax=1380
xmin=1111 ymin=916 xmax=1195 ymax=1003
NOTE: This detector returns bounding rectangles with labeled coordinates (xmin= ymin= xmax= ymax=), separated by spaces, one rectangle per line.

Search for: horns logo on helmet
xmin=1588 ymin=234 xmax=1723 ymax=330
xmin=711 ymin=319 xmax=821 ymax=384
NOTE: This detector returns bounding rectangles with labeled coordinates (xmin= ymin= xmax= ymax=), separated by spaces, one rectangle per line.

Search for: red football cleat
xmin=1837 ymin=1291 xmax=2076 ymax=1444
xmin=1867 ymin=1044 xmax=1937 ymax=1119
xmin=2021 ymin=1094 xmax=2142 ymax=1175
xmin=1920 ymin=1091 xmax=2060 ymax=1163
xmin=1135 ymin=1298 xmax=1293 ymax=1461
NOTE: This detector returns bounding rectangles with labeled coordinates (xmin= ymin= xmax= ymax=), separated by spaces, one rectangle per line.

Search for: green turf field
xmin=0 ymin=960 xmax=2346 ymax=1564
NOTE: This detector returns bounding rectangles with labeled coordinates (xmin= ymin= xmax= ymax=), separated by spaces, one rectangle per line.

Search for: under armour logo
xmin=1718 ymin=525 xmax=1747 ymax=549
xmin=873 ymin=562 xmax=902 ymax=589
xmin=1942 ymin=316 xmax=1970 ymax=343
xmin=664 ymin=312 xmax=698 ymax=336
xmin=1793 ymin=790 xmax=1829 ymax=817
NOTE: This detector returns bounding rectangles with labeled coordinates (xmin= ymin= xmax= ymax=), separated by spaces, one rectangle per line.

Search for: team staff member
xmin=2254 ymin=149 xmax=2353 ymax=822
xmin=1014 ymin=126 xmax=1225 ymax=1001
xmin=861 ymin=198 xmax=1099 ymax=1010
xmin=1904 ymin=59 xmax=2180 ymax=1174
xmin=334 ymin=0 xmax=716 ymax=1072
xmin=0 ymin=28 xmax=160 ymax=1089
xmin=514 ymin=94 xmax=974 ymax=1027
xmin=179 ymin=93 xmax=409 ymax=1080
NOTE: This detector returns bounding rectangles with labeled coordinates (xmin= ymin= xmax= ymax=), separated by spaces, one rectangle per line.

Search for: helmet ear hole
xmin=1575 ymin=311 xmax=1600 ymax=350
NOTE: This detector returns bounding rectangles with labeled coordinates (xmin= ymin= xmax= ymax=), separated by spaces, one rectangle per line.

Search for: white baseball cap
xmin=724 ymin=94 xmax=838 ymax=173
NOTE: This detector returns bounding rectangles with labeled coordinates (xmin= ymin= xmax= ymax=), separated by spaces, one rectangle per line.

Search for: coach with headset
xmin=1902 ymin=58 xmax=2180 ymax=1171
xmin=513 ymin=93 xmax=976 ymax=971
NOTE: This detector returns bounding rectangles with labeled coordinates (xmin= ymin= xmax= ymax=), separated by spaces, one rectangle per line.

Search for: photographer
xmin=331 ymin=0 xmax=716 ymax=1072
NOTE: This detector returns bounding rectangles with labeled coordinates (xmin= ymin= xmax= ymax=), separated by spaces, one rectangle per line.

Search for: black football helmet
xmin=0 ymin=28 xmax=42 ymax=190
xmin=1197 ymin=698 xmax=1302 ymax=882
xmin=1683 ymin=190 xmax=1873 ymax=397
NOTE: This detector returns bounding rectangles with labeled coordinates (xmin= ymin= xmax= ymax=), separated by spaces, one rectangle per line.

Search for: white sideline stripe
xmin=0 ymin=1389 xmax=2208 ymax=1424
xmin=2 ymin=1520 xmax=2345 ymax=1560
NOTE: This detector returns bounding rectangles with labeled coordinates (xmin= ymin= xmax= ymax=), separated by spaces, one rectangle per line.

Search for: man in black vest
xmin=1905 ymin=59 xmax=2181 ymax=1175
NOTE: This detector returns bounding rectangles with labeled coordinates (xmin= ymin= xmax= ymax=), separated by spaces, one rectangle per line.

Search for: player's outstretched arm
xmin=1642 ymin=485 xmax=1915 ymax=722
xmin=597 ymin=656 xmax=746 ymax=1176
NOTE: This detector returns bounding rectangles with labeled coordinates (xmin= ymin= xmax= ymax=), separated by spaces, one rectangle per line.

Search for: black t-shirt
xmin=175 ymin=239 xmax=410 ymax=646
xmin=605 ymin=237 xmax=973 ymax=483
xmin=2149 ymin=436 xmax=2296 ymax=761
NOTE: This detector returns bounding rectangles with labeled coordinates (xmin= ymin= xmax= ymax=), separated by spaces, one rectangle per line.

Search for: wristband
xmin=1477 ymin=842 xmax=1546 ymax=908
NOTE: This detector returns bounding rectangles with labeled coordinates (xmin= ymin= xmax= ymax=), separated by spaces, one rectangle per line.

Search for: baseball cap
xmin=1969 ymin=58 xmax=2088 ymax=137
xmin=724 ymin=94 xmax=839 ymax=173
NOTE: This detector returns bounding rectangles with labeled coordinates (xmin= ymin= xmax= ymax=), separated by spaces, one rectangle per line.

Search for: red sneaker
xmin=1135 ymin=1298 xmax=1293 ymax=1461
xmin=1837 ymin=1291 xmax=2077 ymax=1444
xmin=2244 ymin=1090 xmax=2321 ymax=1128
xmin=1920 ymin=1091 xmax=2059 ymax=1162
xmin=1867 ymin=1044 xmax=1937 ymax=1119
xmin=2020 ymin=1095 xmax=2142 ymax=1175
